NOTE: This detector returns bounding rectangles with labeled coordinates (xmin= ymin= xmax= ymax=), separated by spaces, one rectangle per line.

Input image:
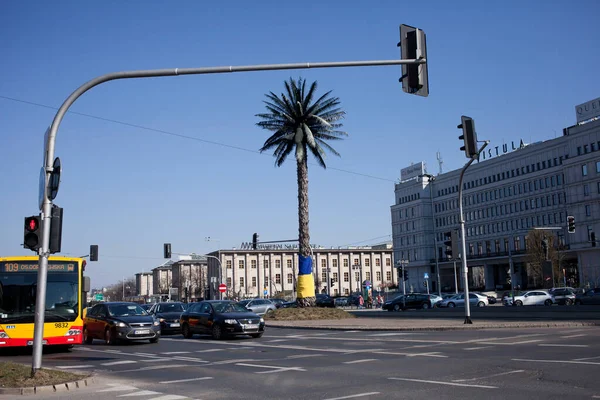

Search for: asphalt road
xmin=1 ymin=326 xmax=599 ymax=400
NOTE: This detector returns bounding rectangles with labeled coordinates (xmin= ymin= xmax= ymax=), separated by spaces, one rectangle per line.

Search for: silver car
xmin=438 ymin=293 xmax=488 ymax=308
xmin=511 ymin=290 xmax=555 ymax=306
xmin=238 ymin=299 xmax=277 ymax=316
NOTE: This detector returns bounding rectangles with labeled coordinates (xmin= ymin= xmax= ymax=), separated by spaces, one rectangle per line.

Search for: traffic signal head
xmin=399 ymin=24 xmax=429 ymax=97
xmin=403 ymin=270 xmax=409 ymax=281
xmin=252 ymin=233 xmax=259 ymax=250
xmin=443 ymin=231 xmax=459 ymax=260
xmin=90 ymin=245 xmax=99 ymax=262
xmin=49 ymin=205 xmax=63 ymax=254
xmin=457 ymin=116 xmax=478 ymax=158
xmin=567 ymin=215 xmax=575 ymax=233
xmin=163 ymin=243 xmax=172 ymax=258
xmin=24 ymin=215 xmax=41 ymax=252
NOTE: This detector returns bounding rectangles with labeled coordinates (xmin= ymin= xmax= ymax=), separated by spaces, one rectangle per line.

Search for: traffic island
xmin=0 ymin=361 xmax=93 ymax=395
xmin=265 ymin=307 xmax=356 ymax=321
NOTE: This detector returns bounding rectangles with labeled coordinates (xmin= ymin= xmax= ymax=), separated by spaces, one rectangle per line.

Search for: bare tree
xmin=525 ymin=230 xmax=564 ymax=288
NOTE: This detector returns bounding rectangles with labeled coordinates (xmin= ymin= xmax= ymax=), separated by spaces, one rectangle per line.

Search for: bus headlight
xmin=0 ymin=332 xmax=9 ymax=338
xmin=64 ymin=329 xmax=81 ymax=336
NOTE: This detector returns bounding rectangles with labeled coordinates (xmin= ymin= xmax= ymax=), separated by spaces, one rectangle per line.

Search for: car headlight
xmin=260 ymin=318 xmax=264 ymax=323
xmin=224 ymin=319 xmax=238 ymax=325
xmin=153 ymin=321 xmax=160 ymax=326
xmin=116 ymin=322 xmax=127 ymax=328
xmin=159 ymin=318 xmax=165 ymax=323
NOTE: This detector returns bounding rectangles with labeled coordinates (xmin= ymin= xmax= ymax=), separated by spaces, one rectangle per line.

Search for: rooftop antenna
xmin=436 ymin=151 xmax=444 ymax=175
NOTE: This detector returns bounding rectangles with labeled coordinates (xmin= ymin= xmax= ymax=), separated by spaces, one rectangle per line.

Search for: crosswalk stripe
xmin=117 ymin=390 xmax=162 ymax=397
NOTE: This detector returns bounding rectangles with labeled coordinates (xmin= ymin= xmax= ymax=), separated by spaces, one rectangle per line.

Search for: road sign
xmin=219 ymin=283 xmax=227 ymax=293
xmin=263 ymin=290 xmax=268 ymax=295
xmin=94 ymin=293 xmax=104 ymax=301
xmin=48 ymin=157 xmax=61 ymax=200
xmin=424 ymin=273 xmax=429 ymax=279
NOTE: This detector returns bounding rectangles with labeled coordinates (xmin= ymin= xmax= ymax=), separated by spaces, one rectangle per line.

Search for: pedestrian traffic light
xmin=403 ymin=270 xmax=409 ymax=281
xmin=443 ymin=230 xmax=459 ymax=259
xmin=398 ymin=24 xmax=428 ymax=97
xmin=567 ymin=215 xmax=575 ymax=233
xmin=90 ymin=245 xmax=99 ymax=261
xmin=49 ymin=205 xmax=63 ymax=254
xmin=252 ymin=233 xmax=259 ymax=250
xmin=458 ymin=116 xmax=478 ymax=158
xmin=24 ymin=215 xmax=42 ymax=252
xmin=163 ymin=243 xmax=172 ymax=258
xmin=330 ymin=278 xmax=335 ymax=287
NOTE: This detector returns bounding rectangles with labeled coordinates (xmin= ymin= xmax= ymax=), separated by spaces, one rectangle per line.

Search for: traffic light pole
xmin=457 ymin=141 xmax=489 ymax=324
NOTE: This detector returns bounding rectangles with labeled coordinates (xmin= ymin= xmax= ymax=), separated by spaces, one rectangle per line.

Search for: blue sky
xmin=1 ymin=1 xmax=599 ymax=289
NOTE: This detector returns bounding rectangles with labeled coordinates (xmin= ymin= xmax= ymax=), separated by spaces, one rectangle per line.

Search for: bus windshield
xmin=0 ymin=261 xmax=79 ymax=324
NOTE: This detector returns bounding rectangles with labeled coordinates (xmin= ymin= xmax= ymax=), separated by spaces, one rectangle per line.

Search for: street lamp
xmin=351 ymin=264 xmax=361 ymax=293
xmin=420 ymin=173 xmax=441 ymax=296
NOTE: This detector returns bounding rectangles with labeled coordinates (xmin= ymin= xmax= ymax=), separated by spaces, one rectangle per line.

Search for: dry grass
xmin=0 ymin=362 xmax=87 ymax=388
xmin=264 ymin=307 xmax=356 ymax=321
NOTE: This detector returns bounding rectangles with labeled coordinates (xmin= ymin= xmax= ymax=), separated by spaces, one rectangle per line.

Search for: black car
xmin=83 ymin=302 xmax=160 ymax=345
xmin=149 ymin=302 xmax=186 ymax=334
xmin=269 ymin=298 xmax=286 ymax=308
xmin=315 ymin=294 xmax=336 ymax=308
xmin=382 ymin=293 xmax=435 ymax=311
xmin=180 ymin=300 xmax=265 ymax=340
xmin=575 ymin=288 xmax=600 ymax=305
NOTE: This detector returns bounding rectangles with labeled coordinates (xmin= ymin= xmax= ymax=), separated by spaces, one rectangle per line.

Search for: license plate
xmin=244 ymin=324 xmax=259 ymax=330
xmin=134 ymin=329 xmax=150 ymax=335
xmin=170 ymin=323 xmax=180 ymax=327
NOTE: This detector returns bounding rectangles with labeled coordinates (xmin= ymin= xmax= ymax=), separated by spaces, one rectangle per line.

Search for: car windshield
xmin=160 ymin=303 xmax=185 ymax=312
xmin=108 ymin=304 xmax=147 ymax=317
xmin=238 ymin=300 xmax=250 ymax=306
xmin=213 ymin=302 xmax=250 ymax=313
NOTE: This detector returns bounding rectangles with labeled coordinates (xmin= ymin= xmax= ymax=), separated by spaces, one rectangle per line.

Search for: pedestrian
xmin=367 ymin=295 xmax=373 ymax=309
xmin=376 ymin=294 xmax=383 ymax=308
xmin=358 ymin=294 xmax=364 ymax=309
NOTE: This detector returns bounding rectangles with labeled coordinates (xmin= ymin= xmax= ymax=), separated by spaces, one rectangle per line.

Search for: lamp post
xmin=420 ymin=173 xmax=442 ymax=296
xmin=352 ymin=264 xmax=361 ymax=294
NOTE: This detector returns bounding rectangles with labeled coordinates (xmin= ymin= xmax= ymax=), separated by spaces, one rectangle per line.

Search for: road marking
xmin=287 ymin=354 xmax=324 ymax=359
xmin=140 ymin=395 xmax=188 ymax=400
xmin=56 ymin=365 xmax=93 ymax=369
xmin=463 ymin=346 xmax=493 ymax=351
xmin=236 ymin=362 xmax=306 ymax=373
xmin=322 ymin=392 xmax=381 ymax=400
xmin=343 ymin=359 xmax=377 ymax=364
xmin=374 ymin=351 xmax=447 ymax=358
xmin=195 ymin=349 xmax=221 ymax=353
xmin=117 ymin=390 xmax=162 ymax=397
xmin=140 ymin=358 xmax=172 ymax=362
xmin=159 ymin=377 xmax=213 ymax=384
xmin=538 ymin=344 xmax=589 ymax=348
xmin=475 ymin=339 xmax=543 ymax=346
xmin=211 ymin=358 xmax=264 ymax=365
xmin=560 ymin=334 xmax=587 ymax=339
xmin=344 ymin=330 xmax=359 ymax=333
xmin=133 ymin=352 xmax=156 ymax=356
xmin=574 ymin=356 xmax=600 ymax=361
xmin=307 ymin=336 xmax=459 ymax=345
xmin=462 ymin=333 xmax=547 ymax=344
xmin=101 ymin=360 xmax=138 ymax=366
xmin=558 ymin=328 xmax=588 ymax=334
xmin=227 ymin=346 xmax=252 ymax=350
xmin=161 ymin=351 xmax=190 ymax=355
xmin=267 ymin=339 xmax=290 ymax=343
xmin=97 ymin=384 xmax=139 ymax=392
xmin=371 ymin=332 xmax=417 ymax=336
xmin=512 ymin=358 xmax=600 ymax=366
xmin=389 ymin=377 xmax=497 ymax=389
xmin=452 ymin=370 xmax=524 ymax=382
xmin=118 ymin=364 xmax=192 ymax=372
xmin=172 ymin=356 xmax=209 ymax=363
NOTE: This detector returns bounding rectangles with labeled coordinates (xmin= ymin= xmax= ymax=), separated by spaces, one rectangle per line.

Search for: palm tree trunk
xmin=296 ymin=152 xmax=315 ymax=306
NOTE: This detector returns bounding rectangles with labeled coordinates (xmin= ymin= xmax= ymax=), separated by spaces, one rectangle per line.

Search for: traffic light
xmin=90 ymin=245 xmax=99 ymax=262
xmin=163 ymin=243 xmax=172 ymax=258
xmin=458 ymin=116 xmax=478 ymax=158
xmin=403 ymin=270 xmax=409 ymax=281
xmin=330 ymin=278 xmax=335 ymax=287
xmin=398 ymin=24 xmax=428 ymax=97
xmin=49 ymin=205 xmax=63 ymax=254
xmin=567 ymin=216 xmax=575 ymax=233
xmin=24 ymin=215 xmax=42 ymax=252
xmin=252 ymin=233 xmax=259 ymax=250
xmin=541 ymin=239 xmax=549 ymax=260
xmin=443 ymin=230 xmax=459 ymax=259
xmin=423 ymin=281 xmax=427 ymax=288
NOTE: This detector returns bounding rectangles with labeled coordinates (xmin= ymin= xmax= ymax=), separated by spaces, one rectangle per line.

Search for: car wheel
xmin=448 ymin=302 xmax=456 ymax=308
xmin=250 ymin=333 xmax=263 ymax=338
xmin=182 ymin=323 xmax=193 ymax=339
xmin=149 ymin=337 xmax=159 ymax=344
xmin=265 ymin=309 xmax=275 ymax=317
xmin=544 ymin=299 xmax=552 ymax=306
xmin=393 ymin=304 xmax=401 ymax=312
xmin=422 ymin=303 xmax=430 ymax=310
xmin=515 ymin=300 xmax=523 ymax=306
xmin=477 ymin=301 xmax=485 ymax=307
xmin=104 ymin=328 xmax=117 ymax=345
xmin=565 ymin=299 xmax=573 ymax=306
xmin=83 ymin=327 xmax=93 ymax=344
xmin=212 ymin=324 xmax=224 ymax=340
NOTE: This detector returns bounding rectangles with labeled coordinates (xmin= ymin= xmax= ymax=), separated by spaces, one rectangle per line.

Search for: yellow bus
xmin=0 ymin=256 xmax=89 ymax=349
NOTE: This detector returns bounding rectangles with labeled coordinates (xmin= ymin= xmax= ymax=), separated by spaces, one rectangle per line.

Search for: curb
xmin=0 ymin=375 xmax=95 ymax=396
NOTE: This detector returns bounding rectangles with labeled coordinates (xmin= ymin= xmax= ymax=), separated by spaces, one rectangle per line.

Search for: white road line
xmin=371 ymin=332 xmax=416 ymax=336
xmin=306 ymin=336 xmax=459 ymax=345
xmin=322 ymin=392 xmax=381 ymax=400
xmin=267 ymin=339 xmax=290 ymax=343
xmin=211 ymin=358 xmax=264 ymax=365
xmin=133 ymin=352 xmax=156 ymax=356
xmin=195 ymin=349 xmax=221 ymax=353
xmin=256 ymin=367 xmax=306 ymax=374
xmin=287 ymin=354 xmax=324 ymax=359
xmin=452 ymin=370 xmax=524 ymax=382
xmin=140 ymin=358 xmax=172 ymax=362
xmin=374 ymin=351 xmax=447 ymax=358
xmin=512 ymin=358 xmax=600 ymax=366
xmin=142 ymin=395 xmax=188 ymax=400
xmin=538 ymin=344 xmax=589 ymax=348
xmin=172 ymin=356 xmax=209 ymax=363
xmin=343 ymin=359 xmax=377 ymax=364
xmin=574 ymin=356 xmax=600 ymax=361
xmin=463 ymin=346 xmax=493 ymax=351
xmin=56 ymin=365 xmax=93 ymax=369
xmin=161 ymin=351 xmax=190 ymax=355
xmin=119 ymin=364 xmax=192 ymax=372
xmin=560 ymin=334 xmax=587 ymax=339
xmin=101 ymin=360 xmax=138 ymax=366
xmin=159 ymin=377 xmax=213 ymax=384
xmin=558 ymin=328 xmax=588 ymax=334
xmin=344 ymin=330 xmax=359 ymax=333
xmin=117 ymin=390 xmax=162 ymax=397
xmin=227 ymin=346 xmax=252 ymax=350
xmin=389 ymin=377 xmax=497 ymax=389
xmin=236 ymin=362 xmax=306 ymax=373
xmin=475 ymin=339 xmax=543 ymax=346
xmin=97 ymin=385 xmax=139 ymax=392
xmin=462 ymin=333 xmax=547 ymax=344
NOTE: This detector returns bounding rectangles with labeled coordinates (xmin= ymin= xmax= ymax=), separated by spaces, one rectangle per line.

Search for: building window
xmin=582 ymin=164 xmax=588 ymax=176
xmin=365 ymin=259 xmax=370 ymax=267
xmin=332 ymin=259 xmax=338 ymax=268
xmin=376 ymin=271 xmax=381 ymax=281
xmin=251 ymin=260 xmax=257 ymax=269
xmin=375 ymin=258 xmax=381 ymax=267
xmin=226 ymin=260 xmax=232 ymax=269
xmin=287 ymin=260 xmax=292 ymax=269
xmin=238 ymin=260 xmax=244 ymax=269
xmin=577 ymin=146 xmax=582 ymax=155
xmin=343 ymin=259 xmax=349 ymax=267
xmin=584 ymin=184 xmax=590 ymax=196
xmin=275 ymin=259 xmax=281 ymax=269
xmin=355 ymin=272 xmax=360 ymax=283
xmin=263 ymin=259 xmax=269 ymax=268
xmin=597 ymin=161 xmax=600 ymax=173
xmin=252 ymin=277 xmax=257 ymax=287
xmin=226 ymin=277 xmax=232 ymax=287
xmin=265 ymin=276 xmax=269 ymax=286
xmin=343 ymin=272 xmax=349 ymax=282
xmin=321 ymin=259 xmax=327 ymax=268
xmin=333 ymin=272 xmax=338 ymax=282
xmin=321 ymin=272 xmax=327 ymax=281
xmin=586 ymin=205 xmax=591 ymax=216
xmin=365 ymin=272 xmax=371 ymax=281
xmin=274 ymin=274 xmax=281 ymax=284
xmin=240 ymin=277 xmax=245 ymax=287
xmin=287 ymin=274 xmax=293 ymax=284
xmin=386 ymin=271 xmax=392 ymax=281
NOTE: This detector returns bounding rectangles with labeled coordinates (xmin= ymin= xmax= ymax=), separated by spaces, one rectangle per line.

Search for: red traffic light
xmin=25 ymin=216 xmax=39 ymax=232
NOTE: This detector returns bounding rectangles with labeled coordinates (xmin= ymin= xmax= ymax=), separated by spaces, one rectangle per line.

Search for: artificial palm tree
xmin=256 ymin=77 xmax=347 ymax=307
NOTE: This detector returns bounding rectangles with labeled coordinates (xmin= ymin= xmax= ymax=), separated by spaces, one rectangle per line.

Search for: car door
xmin=591 ymin=289 xmax=600 ymax=305
xmin=197 ymin=302 xmax=214 ymax=333
xmin=186 ymin=303 xmax=204 ymax=333
xmin=85 ymin=305 xmax=100 ymax=338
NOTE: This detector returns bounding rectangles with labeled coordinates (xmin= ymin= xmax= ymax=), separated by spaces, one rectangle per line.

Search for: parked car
xmin=382 ymin=293 xmax=437 ymax=311
xmin=502 ymin=291 xmax=524 ymax=306
xmin=334 ymin=297 xmax=350 ymax=307
xmin=511 ymin=290 xmax=555 ymax=306
xmin=426 ymin=294 xmax=443 ymax=307
xmin=548 ymin=288 xmax=576 ymax=305
xmin=315 ymin=294 xmax=336 ymax=308
xmin=149 ymin=302 xmax=186 ymax=334
xmin=438 ymin=293 xmax=489 ymax=308
xmin=575 ymin=288 xmax=600 ymax=305
xmin=83 ymin=302 xmax=160 ymax=345
xmin=237 ymin=299 xmax=277 ymax=316
xmin=180 ymin=300 xmax=265 ymax=340
xmin=280 ymin=301 xmax=297 ymax=308
xmin=269 ymin=298 xmax=287 ymax=308
xmin=140 ymin=304 xmax=154 ymax=311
